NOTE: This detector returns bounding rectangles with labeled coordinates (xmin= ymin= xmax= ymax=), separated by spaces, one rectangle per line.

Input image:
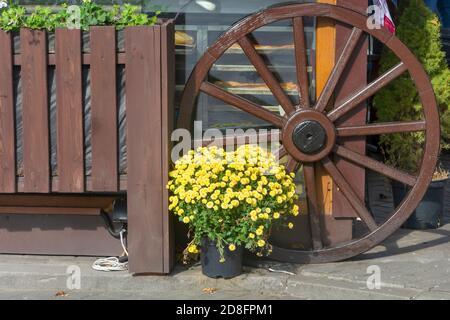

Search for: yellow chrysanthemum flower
xmin=183 ymin=216 xmax=190 ymax=224
xmin=292 ymin=204 xmax=300 ymax=216
xmin=171 ymin=196 xmax=179 ymax=207
xmin=288 ymin=222 xmax=294 ymax=229
xmin=228 ymin=244 xmax=236 ymax=251
xmin=188 ymin=245 xmax=198 ymax=253
xmin=257 ymin=239 xmax=266 ymax=247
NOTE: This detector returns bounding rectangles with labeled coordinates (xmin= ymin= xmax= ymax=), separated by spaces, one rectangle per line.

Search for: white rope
xmin=92 ymin=230 xmax=128 ymax=272
xmin=267 ymin=268 xmax=296 ymax=276
xmin=119 ymin=229 xmax=129 ymax=257
xmin=92 ymin=257 xmax=128 ymax=272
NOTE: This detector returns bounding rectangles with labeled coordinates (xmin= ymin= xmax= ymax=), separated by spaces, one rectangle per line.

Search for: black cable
xmin=100 ymin=210 xmax=126 ymax=239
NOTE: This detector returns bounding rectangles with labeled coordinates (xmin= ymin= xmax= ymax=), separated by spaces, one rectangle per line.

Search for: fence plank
xmin=161 ymin=22 xmax=175 ymax=273
xmin=126 ymin=26 xmax=164 ymax=273
xmin=90 ymin=26 xmax=118 ymax=192
xmin=20 ymin=29 xmax=50 ymax=193
xmin=0 ymin=31 xmax=16 ymax=193
xmin=56 ymin=29 xmax=84 ymax=192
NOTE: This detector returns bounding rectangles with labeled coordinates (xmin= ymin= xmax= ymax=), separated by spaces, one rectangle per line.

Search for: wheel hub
xmin=282 ymin=109 xmax=336 ymax=163
xmin=292 ymin=120 xmax=327 ymax=155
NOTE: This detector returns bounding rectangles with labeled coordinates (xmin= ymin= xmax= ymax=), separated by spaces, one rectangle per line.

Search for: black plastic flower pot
xmin=392 ymin=179 xmax=447 ymax=230
xmin=200 ymin=238 xmax=243 ymax=279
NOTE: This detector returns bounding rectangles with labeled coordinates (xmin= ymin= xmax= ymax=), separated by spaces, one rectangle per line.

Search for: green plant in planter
xmin=49 ymin=4 xmax=71 ymax=30
xmin=78 ymin=0 xmax=112 ymax=30
xmin=25 ymin=6 xmax=54 ymax=31
xmin=167 ymin=145 xmax=299 ymax=261
xmin=0 ymin=1 xmax=160 ymax=31
xmin=374 ymin=0 xmax=450 ymax=173
xmin=0 ymin=3 xmax=25 ymax=32
xmin=111 ymin=4 xmax=160 ymax=30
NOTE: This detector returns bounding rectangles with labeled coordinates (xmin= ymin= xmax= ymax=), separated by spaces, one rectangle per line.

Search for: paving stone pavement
xmin=1 ymin=224 xmax=450 ymax=300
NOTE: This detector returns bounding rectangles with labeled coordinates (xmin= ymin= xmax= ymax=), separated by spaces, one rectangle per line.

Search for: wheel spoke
xmin=337 ymin=121 xmax=426 ymax=137
xmin=285 ymin=155 xmax=299 ymax=173
xmin=333 ymin=145 xmax=417 ymax=187
xmin=303 ymin=163 xmax=323 ymax=250
xmin=328 ymin=62 xmax=408 ymax=122
xmin=238 ymin=35 xmax=296 ymax=115
xmin=197 ymin=130 xmax=282 ymax=148
xmin=315 ymin=27 xmax=364 ymax=112
xmin=293 ymin=17 xmax=310 ymax=108
xmin=321 ymin=156 xmax=378 ymax=232
xmin=200 ymin=82 xmax=285 ymax=127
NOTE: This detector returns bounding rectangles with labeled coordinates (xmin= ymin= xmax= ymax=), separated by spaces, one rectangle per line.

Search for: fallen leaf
xmin=55 ymin=291 xmax=68 ymax=297
xmin=202 ymin=287 xmax=217 ymax=295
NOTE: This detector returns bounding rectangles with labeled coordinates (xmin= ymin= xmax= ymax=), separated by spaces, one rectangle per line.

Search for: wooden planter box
xmin=0 ymin=21 xmax=175 ymax=274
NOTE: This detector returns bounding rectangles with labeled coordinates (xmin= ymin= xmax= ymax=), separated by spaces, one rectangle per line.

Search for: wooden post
xmin=126 ymin=22 xmax=175 ymax=274
xmin=332 ymin=0 xmax=368 ymax=221
xmin=315 ymin=0 xmax=361 ymax=246
xmin=315 ymin=0 xmax=336 ymax=222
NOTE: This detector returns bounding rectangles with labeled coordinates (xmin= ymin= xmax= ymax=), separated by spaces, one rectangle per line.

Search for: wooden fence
xmin=0 ymin=21 xmax=175 ymax=274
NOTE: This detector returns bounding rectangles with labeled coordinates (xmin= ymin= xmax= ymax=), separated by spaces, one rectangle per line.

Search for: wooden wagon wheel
xmin=177 ymin=3 xmax=440 ymax=263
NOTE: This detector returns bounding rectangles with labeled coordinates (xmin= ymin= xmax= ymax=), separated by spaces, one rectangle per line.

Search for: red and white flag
xmin=373 ymin=0 xmax=396 ymax=34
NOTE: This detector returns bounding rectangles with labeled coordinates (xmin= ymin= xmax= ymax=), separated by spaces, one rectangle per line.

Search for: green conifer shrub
xmin=374 ymin=0 xmax=450 ymax=173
